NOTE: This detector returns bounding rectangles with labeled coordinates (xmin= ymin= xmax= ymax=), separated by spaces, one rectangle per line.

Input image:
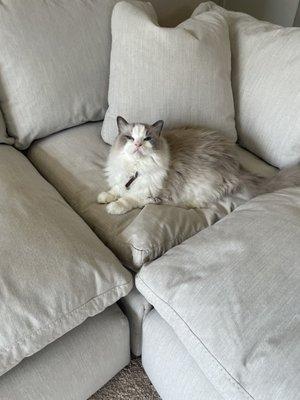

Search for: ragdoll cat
xmin=97 ymin=116 xmax=300 ymax=215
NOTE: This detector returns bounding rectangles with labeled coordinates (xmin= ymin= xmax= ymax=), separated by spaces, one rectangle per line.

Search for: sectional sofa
xmin=0 ymin=1 xmax=299 ymax=400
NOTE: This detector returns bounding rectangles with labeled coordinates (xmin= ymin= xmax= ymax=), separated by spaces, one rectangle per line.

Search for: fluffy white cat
xmin=97 ymin=117 xmax=168 ymax=214
xmin=98 ymin=116 xmax=300 ymax=215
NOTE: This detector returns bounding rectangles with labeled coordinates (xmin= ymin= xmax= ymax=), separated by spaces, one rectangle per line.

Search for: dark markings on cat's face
xmin=115 ymin=116 xmax=164 ymax=155
xmin=143 ymin=120 xmax=164 ymax=150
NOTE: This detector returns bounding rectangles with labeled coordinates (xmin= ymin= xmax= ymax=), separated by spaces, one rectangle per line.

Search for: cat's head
xmin=114 ymin=116 xmax=164 ymax=157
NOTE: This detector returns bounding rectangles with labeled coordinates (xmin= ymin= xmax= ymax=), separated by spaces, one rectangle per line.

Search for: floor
xmin=89 ymin=358 xmax=161 ymax=400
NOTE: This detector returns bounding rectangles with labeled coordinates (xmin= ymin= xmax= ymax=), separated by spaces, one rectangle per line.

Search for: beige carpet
xmin=89 ymin=358 xmax=161 ymax=400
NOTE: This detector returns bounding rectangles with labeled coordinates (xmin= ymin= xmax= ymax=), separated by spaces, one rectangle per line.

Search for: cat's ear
xmin=117 ymin=116 xmax=130 ymax=135
xmin=151 ymin=120 xmax=164 ymax=136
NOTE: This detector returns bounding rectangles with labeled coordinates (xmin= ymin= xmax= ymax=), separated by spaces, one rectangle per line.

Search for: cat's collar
xmin=125 ymin=171 xmax=139 ymax=190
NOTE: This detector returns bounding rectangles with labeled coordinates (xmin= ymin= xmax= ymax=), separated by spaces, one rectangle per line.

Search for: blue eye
xmin=144 ymin=137 xmax=151 ymax=141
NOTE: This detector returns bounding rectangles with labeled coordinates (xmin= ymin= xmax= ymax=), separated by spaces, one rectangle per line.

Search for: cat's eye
xmin=125 ymin=135 xmax=133 ymax=140
xmin=144 ymin=137 xmax=151 ymax=141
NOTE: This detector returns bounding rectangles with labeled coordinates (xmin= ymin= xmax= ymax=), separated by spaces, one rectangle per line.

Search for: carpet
xmin=89 ymin=358 xmax=161 ymax=400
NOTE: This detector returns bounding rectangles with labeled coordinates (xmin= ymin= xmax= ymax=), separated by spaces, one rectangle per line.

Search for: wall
xmin=149 ymin=0 xmax=222 ymax=26
xmin=223 ymin=0 xmax=300 ymax=26
xmin=293 ymin=0 xmax=300 ymax=25
xmin=150 ymin=0 xmax=300 ymax=27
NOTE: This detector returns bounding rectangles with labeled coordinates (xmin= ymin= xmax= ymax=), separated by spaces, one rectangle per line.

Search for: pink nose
xmin=135 ymin=142 xmax=142 ymax=147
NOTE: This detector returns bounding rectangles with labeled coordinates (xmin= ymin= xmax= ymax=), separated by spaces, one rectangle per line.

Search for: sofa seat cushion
xmin=27 ymin=122 xmax=275 ymax=271
xmin=143 ymin=310 xmax=223 ymax=400
xmin=0 ymin=146 xmax=132 ymax=377
xmin=136 ymin=187 xmax=300 ymax=400
xmin=0 ymin=305 xmax=130 ymax=400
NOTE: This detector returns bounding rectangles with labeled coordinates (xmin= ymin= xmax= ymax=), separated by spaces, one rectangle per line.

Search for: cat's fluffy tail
xmin=238 ymin=164 xmax=300 ymax=199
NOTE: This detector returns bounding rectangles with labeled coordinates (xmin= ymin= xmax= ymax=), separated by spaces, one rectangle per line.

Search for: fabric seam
xmin=137 ymin=275 xmax=255 ymax=400
xmin=0 ymin=279 xmax=132 ymax=354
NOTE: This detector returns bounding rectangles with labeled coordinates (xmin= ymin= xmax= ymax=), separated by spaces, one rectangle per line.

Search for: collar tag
xmin=125 ymin=171 xmax=138 ymax=190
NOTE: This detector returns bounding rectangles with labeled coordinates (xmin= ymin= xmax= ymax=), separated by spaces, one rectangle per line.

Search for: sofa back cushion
xmin=101 ymin=1 xmax=237 ymax=145
xmin=195 ymin=2 xmax=300 ymax=168
xmin=0 ymin=0 xmax=119 ymax=149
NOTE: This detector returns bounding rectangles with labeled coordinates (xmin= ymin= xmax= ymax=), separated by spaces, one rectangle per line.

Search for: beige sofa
xmin=0 ymin=1 xmax=299 ymax=400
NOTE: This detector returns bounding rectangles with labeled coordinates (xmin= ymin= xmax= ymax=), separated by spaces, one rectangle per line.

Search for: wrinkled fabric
xmin=28 ymin=122 xmax=274 ymax=271
xmin=0 ymin=109 xmax=14 ymax=145
xmin=0 ymin=305 xmax=130 ymax=400
xmin=119 ymin=287 xmax=153 ymax=356
xmin=137 ymin=187 xmax=300 ymax=400
xmin=0 ymin=146 xmax=132 ymax=377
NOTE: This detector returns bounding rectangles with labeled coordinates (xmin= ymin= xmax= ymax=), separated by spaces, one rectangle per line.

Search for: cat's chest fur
xmin=106 ymin=151 xmax=168 ymax=197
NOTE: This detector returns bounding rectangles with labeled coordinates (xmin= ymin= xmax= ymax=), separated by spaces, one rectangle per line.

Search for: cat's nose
xmin=135 ymin=142 xmax=142 ymax=147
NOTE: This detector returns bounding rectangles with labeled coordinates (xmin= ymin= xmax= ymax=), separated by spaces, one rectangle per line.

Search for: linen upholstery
xmin=143 ymin=310 xmax=223 ymax=400
xmin=0 ymin=109 xmax=14 ymax=145
xmin=0 ymin=0 xmax=119 ymax=149
xmin=27 ymin=123 xmax=274 ymax=271
xmin=0 ymin=305 xmax=130 ymax=400
xmin=101 ymin=1 xmax=237 ymax=145
xmin=0 ymin=146 xmax=132 ymax=376
xmin=235 ymin=146 xmax=276 ymax=177
xmin=119 ymin=287 xmax=153 ymax=355
xmin=195 ymin=2 xmax=300 ymax=168
xmin=137 ymin=187 xmax=300 ymax=400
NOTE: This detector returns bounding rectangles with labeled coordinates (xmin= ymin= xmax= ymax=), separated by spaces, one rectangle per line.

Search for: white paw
xmin=106 ymin=201 xmax=128 ymax=215
xmin=97 ymin=192 xmax=116 ymax=204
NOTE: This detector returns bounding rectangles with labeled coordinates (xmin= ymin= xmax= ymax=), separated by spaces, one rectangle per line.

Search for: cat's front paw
xmin=97 ymin=191 xmax=117 ymax=204
xmin=106 ymin=201 xmax=129 ymax=215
